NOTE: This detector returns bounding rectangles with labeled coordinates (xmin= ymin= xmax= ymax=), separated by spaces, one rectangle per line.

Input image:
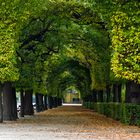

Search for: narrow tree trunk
xmin=35 ymin=93 xmax=40 ymax=112
xmin=118 ymin=84 xmax=122 ymax=102
xmin=88 ymin=95 xmax=92 ymax=102
xmin=53 ymin=97 xmax=57 ymax=108
xmin=44 ymin=95 xmax=48 ymax=110
xmin=93 ymin=90 xmax=97 ymax=102
xmin=51 ymin=97 xmax=54 ymax=108
xmin=58 ymin=98 xmax=62 ymax=106
xmin=55 ymin=97 xmax=58 ymax=107
xmin=58 ymin=98 xmax=60 ymax=106
xmin=0 ymin=84 xmax=3 ymax=123
xmin=20 ymin=89 xmax=24 ymax=117
xmin=60 ymin=98 xmax=62 ymax=106
xmin=93 ymin=93 xmax=97 ymax=102
xmin=113 ymin=83 xmax=122 ymax=102
xmin=12 ymin=87 xmax=18 ymax=119
xmin=125 ymin=81 xmax=140 ymax=104
xmin=96 ymin=92 xmax=99 ymax=102
xmin=106 ymin=85 xmax=111 ymax=102
xmin=36 ymin=93 xmax=45 ymax=112
xmin=38 ymin=94 xmax=44 ymax=111
xmin=98 ymin=90 xmax=103 ymax=102
xmin=125 ymin=81 xmax=133 ymax=103
xmin=3 ymin=82 xmax=17 ymax=121
xmin=113 ymin=84 xmax=117 ymax=102
xmin=56 ymin=97 xmax=59 ymax=107
xmin=48 ymin=96 xmax=51 ymax=109
xmin=24 ymin=90 xmax=34 ymax=115
xmin=48 ymin=96 xmax=53 ymax=109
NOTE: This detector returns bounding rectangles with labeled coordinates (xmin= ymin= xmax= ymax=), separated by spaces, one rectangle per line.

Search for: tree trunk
xmin=20 ymin=89 xmax=24 ymax=117
xmin=0 ymin=84 xmax=3 ymax=123
xmin=44 ymin=95 xmax=48 ymax=110
xmin=53 ymin=97 xmax=57 ymax=108
xmin=36 ymin=93 xmax=40 ymax=112
xmin=125 ymin=81 xmax=132 ymax=103
xmin=106 ymin=85 xmax=111 ymax=102
xmin=3 ymin=82 xmax=17 ymax=121
xmin=36 ymin=93 xmax=44 ymax=112
xmin=113 ymin=83 xmax=122 ymax=102
xmin=57 ymin=98 xmax=59 ymax=106
xmin=125 ymin=81 xmax=140 ymax=104
xmin=113 ymin=84 xmax=117 ymax=102
xmin=38 ymin=94 xmax=44 ymax=111
xmin=93 ymin=93 xmax=97 ymax=102
xmin=93 ymin=90 xmax=97 ymax=102
xmin=98 ymin=90 xmax=103 ymax=102
xmin=51 ymin=96 xmax=54 ymax=108
xmin=118 ymin=84 xmax=122 ymax=102
xmin=58 ymin=98 xmax=62 ymax=106
xmin=48 ymin=96 xmax=53 ymax=109
xmin=88 ymin=95 xmax=92 ymax=102
xmin=24 ymin=90 xmax=34 ymax=115
xmin=12 ymin=87 xmax=18 ymax=119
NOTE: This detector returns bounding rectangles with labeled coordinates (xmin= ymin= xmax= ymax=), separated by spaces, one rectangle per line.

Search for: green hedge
xmin=83 ymin=102 xmax=140 ymax=126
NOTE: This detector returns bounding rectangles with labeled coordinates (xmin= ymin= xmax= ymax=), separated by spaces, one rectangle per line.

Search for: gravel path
xmin=0 ymin=105 xmax=140 ymax=140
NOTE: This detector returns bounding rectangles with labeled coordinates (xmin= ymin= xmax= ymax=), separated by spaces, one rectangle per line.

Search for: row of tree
xmin=0 ymin=0 xmax=139 ymax=122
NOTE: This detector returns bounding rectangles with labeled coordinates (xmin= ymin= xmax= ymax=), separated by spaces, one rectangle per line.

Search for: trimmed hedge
xmin=83 ymin=102 xmax=140 ymax=126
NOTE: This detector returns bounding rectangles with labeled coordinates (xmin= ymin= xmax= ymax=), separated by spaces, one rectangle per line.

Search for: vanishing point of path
xmin=0 ymin=105 xmax=140 ymax=140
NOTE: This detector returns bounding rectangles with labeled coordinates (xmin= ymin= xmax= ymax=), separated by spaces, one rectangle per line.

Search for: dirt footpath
xmin=0 ymin=105 xmax=140 ymax=140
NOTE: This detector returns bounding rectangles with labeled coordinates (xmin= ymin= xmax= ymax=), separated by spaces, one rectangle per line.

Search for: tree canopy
xmin=0 ymin=0 xmax=139 ymax=99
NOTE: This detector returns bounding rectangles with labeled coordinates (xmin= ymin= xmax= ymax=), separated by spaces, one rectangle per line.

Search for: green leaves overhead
xmin=46 ymin=58 xmax=92 ymax=97
xmin=16 ymin=0 xmax=108 ymax=93
xmin=1 ymin=0 xmax=139 ymax=100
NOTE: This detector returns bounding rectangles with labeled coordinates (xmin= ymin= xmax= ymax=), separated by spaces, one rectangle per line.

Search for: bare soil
xmin=0 ymin=105 xmax=140 ymax=140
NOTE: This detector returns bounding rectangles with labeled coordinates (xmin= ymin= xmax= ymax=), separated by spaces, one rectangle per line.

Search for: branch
xmin=20 ymin=20 xmax=53 ymax=48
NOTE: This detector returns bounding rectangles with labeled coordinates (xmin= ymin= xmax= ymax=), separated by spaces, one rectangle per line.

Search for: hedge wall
xmin=83 ymin=102 xmax=140 ymax=126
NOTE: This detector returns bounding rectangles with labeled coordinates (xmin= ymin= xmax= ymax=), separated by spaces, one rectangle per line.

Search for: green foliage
xmin=82 ymin=0 xmax=140 ymax=84
xmin=65 ymin=26 xmax=111 ymax=90
xmin=46 ymin=56 xmax=92 ymax=98
xmin=113 ymin=1 xmax=139 ymax=84
xmin=121 ymin=104 xmax=140 ymax=126
xmin=0 ymin=0 xmax=21 ymax=82
xmin=0 ymin=0 xmax=112 ymax=96
xmin=111 ymin=4 xmax=140 ymax=83
xmin=2 ymin=0 xmax=138 ymax=102
xmin=16 ymin=0 xmax=104 ymax=94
